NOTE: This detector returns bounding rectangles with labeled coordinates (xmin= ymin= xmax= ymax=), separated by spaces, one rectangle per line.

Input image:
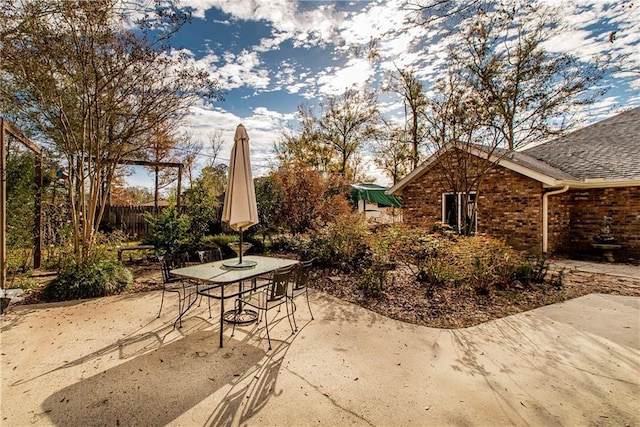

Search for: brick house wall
xmin=401 ymin=154 xmax=544 ymax=252
xmin=548 ymin=187 xmax=640 ymax=261
xmin=400 ymin=151 xmax=640 ymax=261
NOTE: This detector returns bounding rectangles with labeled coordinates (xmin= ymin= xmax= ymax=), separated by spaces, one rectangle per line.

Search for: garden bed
xmin=12 ymin=257 xmax=640 ymax=329
xmin=310 ymin=263 xmax=640 ymax=328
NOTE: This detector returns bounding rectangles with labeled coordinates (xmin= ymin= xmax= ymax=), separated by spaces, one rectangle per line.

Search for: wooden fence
xmin=100 ymin=205 xmax=167 ymax=238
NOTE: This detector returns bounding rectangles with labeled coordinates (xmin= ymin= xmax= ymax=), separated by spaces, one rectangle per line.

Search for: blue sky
xmin=130 ymin=0 xmax=640 ymax=188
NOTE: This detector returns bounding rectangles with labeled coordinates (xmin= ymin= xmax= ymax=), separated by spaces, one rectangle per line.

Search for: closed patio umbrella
xmin=222 ymin=124 xmax=259 ymax=268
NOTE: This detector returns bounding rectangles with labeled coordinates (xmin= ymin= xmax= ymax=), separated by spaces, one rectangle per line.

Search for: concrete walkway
xmin=553 ymin=258 xmax=640 ymax=280
xmin=1 ymin=287 xmax=638 ymax=425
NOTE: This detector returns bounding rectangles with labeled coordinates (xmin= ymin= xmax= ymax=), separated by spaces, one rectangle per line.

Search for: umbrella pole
xmin=223 ymin=227 xmax=256 ymax=269
xmin=238 ymin=228 xmax=244 ymax=265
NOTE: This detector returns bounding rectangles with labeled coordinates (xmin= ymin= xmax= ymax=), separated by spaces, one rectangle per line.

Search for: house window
xmin=442 ymin=192 xmax=477 ymax=233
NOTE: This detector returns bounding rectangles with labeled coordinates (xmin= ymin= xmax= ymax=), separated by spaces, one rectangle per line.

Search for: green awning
xmin=350 ymin=184 xmax=402 ymax=208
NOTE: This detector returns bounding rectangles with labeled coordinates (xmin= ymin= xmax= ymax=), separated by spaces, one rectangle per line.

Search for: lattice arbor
xmin=0 ymin=119 xmax=43 ymax=288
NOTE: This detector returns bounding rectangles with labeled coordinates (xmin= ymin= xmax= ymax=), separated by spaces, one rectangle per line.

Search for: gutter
xmin=542 ymin=185 xmax=569 ymax=253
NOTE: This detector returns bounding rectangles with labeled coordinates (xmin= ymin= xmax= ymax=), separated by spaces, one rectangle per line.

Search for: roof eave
xmin=493 ymin=156 xmax=561 ymax=186
xmin=387 ymin=152 xmax=440 ymax=195
xmin=386 ymin=144 xmax=640 ymax=195
xmin=551 ymin=179 xmax=640 ymax=189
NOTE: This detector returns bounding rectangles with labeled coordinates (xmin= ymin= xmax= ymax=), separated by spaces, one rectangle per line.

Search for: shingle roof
xmin=521 ymin=107 xmax=640 ymax=181
xmin=388 ymin=107 xmax=640 ymax=196
xmin=493 ymin=147 xmax=578 ymax=181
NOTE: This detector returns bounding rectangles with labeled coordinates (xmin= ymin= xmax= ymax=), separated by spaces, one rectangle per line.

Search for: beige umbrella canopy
xmin=222 ymin=124 xmax=259 ymax=268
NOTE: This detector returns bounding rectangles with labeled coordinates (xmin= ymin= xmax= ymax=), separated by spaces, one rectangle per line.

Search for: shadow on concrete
xmin=42 ymin=331 xmax=265 ymax=426
xmin=445 ymin=303 xmax=640 ymax=425
xmin=10 ymin=314 xmax=215 ymax=388
xmin=205 ymin=318 xmax=311 ymax=426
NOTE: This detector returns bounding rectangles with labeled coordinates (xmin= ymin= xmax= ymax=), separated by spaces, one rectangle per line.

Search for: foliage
xmin=183 ymin=164 xmax=226 ymax=238
xmin=196 ymin=234 xmax=248 ymax=258
xmin=372 ymin=120 xmax=412 ymax=185
xmin=254 ymin=176 xmax=283 ymax=241
xmin=359 ymin=266 xmax=384 ymax=298
xmin=550 ymin=268 xmax=565 ymax=290
xmin=197 ymin=235 xmax=226 ymax=250
xmin=457 ymin=4 xmax=606 ymax=150
xmin=418 ymin=3 xmax=606 ymax=236
xmin=511 ymin=256 xmax=549 ymax=285
xmin=109 ymin=185 xmax=155 ymax=205
xmin=371 ymin=225 xmax=525 ymax=296
xmin=143 ymin=205 xmax=192 ymax=254
xmin=531 ymin=257 xmax=550 ymax=283
xmin=5 ymin=147 xmax=36 ymax=250
xmin=512 ymin=263 xmax=534 ymax=285
xmin=267 ymin=234 xmax=305 ymax=254
xmin=299 ymin=213 xmax=370 ymax=272
xmin=42 ymin=258 xmax=132 ymax=302
xmin=270 ymin=167 xmax=351 ymax=234
xmin=359 ymin=259 xmax=396 ymax=299
xmin=275 ymin=89 xmax=378 ymax=182
xmin=382 ymin=66 xmax=428 ymax=170
xmin=1 ymin=0 xmax=221 ymax=264
xmin=203 ymin=234 xmax=238 ymax=249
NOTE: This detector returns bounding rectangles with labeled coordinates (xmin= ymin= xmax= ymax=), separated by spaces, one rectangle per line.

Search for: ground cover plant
xmin=278 ymin=220 xmax=640 ymax=328
xmin=7 ymin=214 xmax=640 ymax=327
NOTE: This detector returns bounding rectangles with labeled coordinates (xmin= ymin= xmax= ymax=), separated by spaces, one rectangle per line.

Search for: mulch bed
xmin=311 ymin=264 xmax=640 ymax=328
xmin=14 ymin=259 xmax=640 ymax=329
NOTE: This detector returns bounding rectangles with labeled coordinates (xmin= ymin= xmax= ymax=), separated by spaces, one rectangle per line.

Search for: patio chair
xmin=196 ymin=248 xmax=222 ymax=264
xmin=157 ymin=253 xmax=197 ymax=328
xmin=195 ymin=249 xmax=222 ymax=318
xmin=289 ymin=258 xmax=315 ymax=331
xmin=232 ymin=264 xmax=296 ymax=350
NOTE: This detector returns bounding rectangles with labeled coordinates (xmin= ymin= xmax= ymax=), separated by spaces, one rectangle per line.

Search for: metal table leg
xmin=219 ymin=285 xmax=224 ymax=347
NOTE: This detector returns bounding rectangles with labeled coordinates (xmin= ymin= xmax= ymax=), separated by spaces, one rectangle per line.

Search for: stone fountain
xmin=590 ymin=216 xmax=622 ymax=262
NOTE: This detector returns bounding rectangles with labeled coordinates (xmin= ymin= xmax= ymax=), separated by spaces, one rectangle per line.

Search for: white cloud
xmin=181 ymin=103 xmax=294 ymax=178
xmin=316 ymin=58 xmax=374 ymax=95
xmin=210 ymin=49 xmax=270 ymax=90
xmin=339 ymin=0 xmax=406 ymax=47
xmin=183 ymin=0 xmax=344 ymax=47
xmin=174 ymin=0 xmax=639 ymax=184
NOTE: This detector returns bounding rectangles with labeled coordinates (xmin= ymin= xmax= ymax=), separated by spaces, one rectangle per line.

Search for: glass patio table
xmin=170 ymin=255 xmax=299 ymax=347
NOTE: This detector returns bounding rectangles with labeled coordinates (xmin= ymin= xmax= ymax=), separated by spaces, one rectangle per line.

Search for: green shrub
xmin=359 ymin=259 xmax=395 ymax=298
xmin=531 ymin=256 xmax=549 ymax=283
xmin=299 ymin=213 xmax=370 ymax=272
xmin=268 ymin=233 xmax=302 ymax=253
xmin=359 ymin=267 xmax=383 ymax=298
xmin=511 ymin=263 xmax=533 ymax=285
xmin=143 ymin=205 xmax=192 ymax=254
xmin=43 ymin=258 xmax=133 ymax=301
xmin=375 ymin=225 xmax=525 ymax=296
xmin=93 ymin=230 xmax=127 ymax=260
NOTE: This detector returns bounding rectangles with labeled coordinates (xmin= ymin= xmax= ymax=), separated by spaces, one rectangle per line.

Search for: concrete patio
xmin=1 ymin=284 xmax=638 ymax=426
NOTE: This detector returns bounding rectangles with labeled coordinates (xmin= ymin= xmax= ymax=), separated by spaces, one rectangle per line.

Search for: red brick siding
xmin=548 ymin=187 xmax=640 ymax=260
xmin=547 ymin=191 xmax=571 ymax=254
xmin=401 ymin=155 xmax=544 ymax=252
xmin=401 ymin=152 xmax=640 ymax=261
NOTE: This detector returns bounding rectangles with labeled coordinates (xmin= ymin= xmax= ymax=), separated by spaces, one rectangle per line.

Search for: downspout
xmin=542 ymin=185 xmax=569 ymax=253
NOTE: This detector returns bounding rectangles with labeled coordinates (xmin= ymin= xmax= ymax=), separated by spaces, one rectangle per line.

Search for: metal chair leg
xmin=306 ymin=290 xmax=314 ymax=320
xmin=289 ymin=298 xmax=298 ymax=332
xmin=157 ymin=289 xmax=165 ymax=318
xmin=231 ymin=298 xmax=240 ymax=337
xmin=264 ymin=308 xmax=272 ymax=350
xmin=285 ymin=297 xmax=295 ymax=334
